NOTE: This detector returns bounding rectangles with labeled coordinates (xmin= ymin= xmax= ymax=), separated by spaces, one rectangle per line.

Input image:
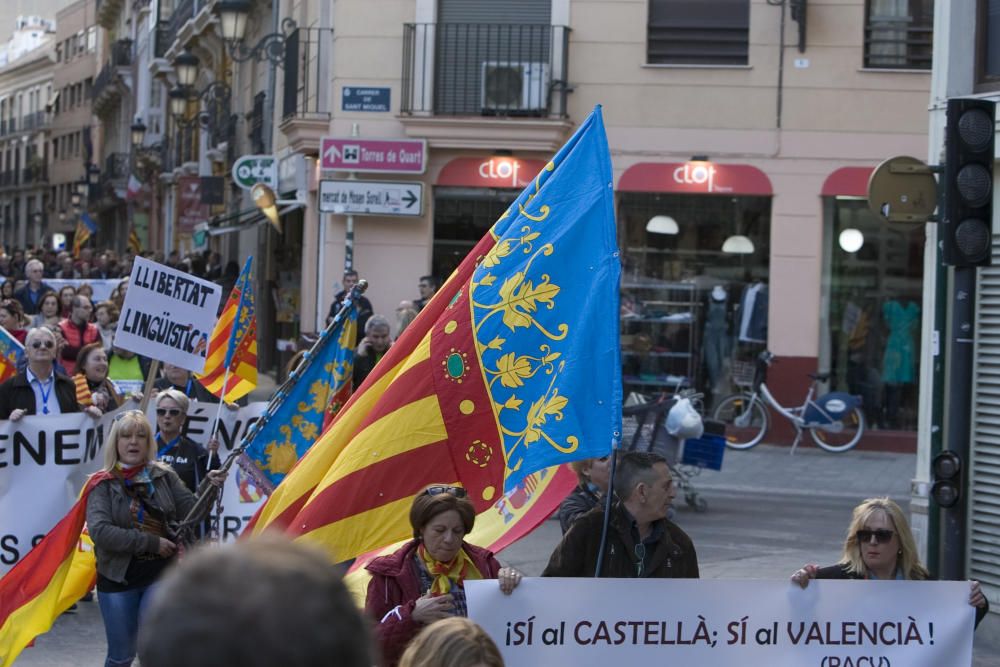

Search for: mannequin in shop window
xmin=842 ymin=294 xmax=881 ymax=429
xmin=702 ymin=285 xmax=731 ymax=399
xmin=881 ymin=298 xmax=919 ymax=429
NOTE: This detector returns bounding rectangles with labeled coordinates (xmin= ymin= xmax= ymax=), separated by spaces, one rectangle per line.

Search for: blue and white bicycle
xmin=712 ymin=351 xmax=865 ymax=453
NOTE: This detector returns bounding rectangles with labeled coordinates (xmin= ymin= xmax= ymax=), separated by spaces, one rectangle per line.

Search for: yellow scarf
xmin=417 ymin=543 xmax=483 ymax=596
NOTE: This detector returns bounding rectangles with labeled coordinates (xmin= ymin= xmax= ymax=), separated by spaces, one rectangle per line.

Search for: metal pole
xmin=941 ymin=265 xmax=975 ymax=580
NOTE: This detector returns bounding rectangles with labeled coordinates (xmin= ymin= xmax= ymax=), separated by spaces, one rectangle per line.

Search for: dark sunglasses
xmin=156 ymin=408 xmax=183 ymax=417
xmin=423 ymin=485 xmax=467 ymax=498
xmin=856 ymin=529 xmax=894 ymax=545
xmin=31 ymin=340 xmax=55 ymax=349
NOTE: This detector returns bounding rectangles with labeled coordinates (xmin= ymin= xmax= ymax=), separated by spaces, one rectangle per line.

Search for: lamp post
xmin=214 ymin=1 xmax=296 ymax=66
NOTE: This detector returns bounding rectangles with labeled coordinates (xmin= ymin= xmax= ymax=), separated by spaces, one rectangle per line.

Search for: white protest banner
xmin=46 ymin=279 xmax=120 ymax=303
xmin=114 ymin=257 xmax=222 ymax=373
xmin=0 ymin=402 xmax=268 ymax=575
xmin=467 ymin=578 xmax=975 ymax=667
xmin=0 ymin=411 xmax=113 ymax=575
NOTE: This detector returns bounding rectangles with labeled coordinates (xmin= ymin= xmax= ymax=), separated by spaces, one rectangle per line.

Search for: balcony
xmin=22 ymin=164 xmax=48 ymax=184
xmin=21 ymin=111 xmax=48 ymax=131
xmin=278 ymin=27 xmax=334 ymax=154
xmin=110 ymin=38 xmax=133 ymax=68
xmin=91 ymin=41 xmax=133 ymax=120
xmin=97 ymin=0 xmax=125 ymax=30
xmin=399 ymin=22 xmax=573 ymax=151
xmin=0 ymin=170 xmax=18 ymax=188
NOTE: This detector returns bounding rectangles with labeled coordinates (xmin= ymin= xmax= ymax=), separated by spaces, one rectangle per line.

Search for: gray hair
xmin=365 ymin=314 xmax=391 ymax=335
xmin=614 ymin=451 xmax=668 ymax=500
xmin=24 ymin=326 xmax=55 ymax=348
xmin=156 ymin=387 xmax=191 ymax=413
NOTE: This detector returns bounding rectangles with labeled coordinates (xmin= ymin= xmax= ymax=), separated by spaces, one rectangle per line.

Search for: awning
xmin=618 ymin=162 xmax=773 ymax=196
xmin=821 ymin=167 xmax=874 ymax=197
xmin=436 ymin=156 xmax=549 ymax=189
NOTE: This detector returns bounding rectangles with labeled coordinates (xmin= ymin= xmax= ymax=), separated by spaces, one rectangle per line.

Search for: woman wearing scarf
xmin=365 ymin=486 xmax=523 ymax=666
xmin=85 ymin=410 xmax=226 ymax=667
xmin=73 ymin=342 xmax=122 ymax=414
xmin=153 ymin=388 xmax=219 ymax=494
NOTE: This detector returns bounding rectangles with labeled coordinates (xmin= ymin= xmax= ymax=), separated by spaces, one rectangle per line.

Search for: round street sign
xmin=867 ymin=155 xmax=938 ymax=224
xmin=231 ymin=155 xmax=278 ymax=191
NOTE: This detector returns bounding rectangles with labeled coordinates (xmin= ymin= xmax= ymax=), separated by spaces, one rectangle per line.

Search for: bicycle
xmin=712 ymin=351 xmax=865 ymax=453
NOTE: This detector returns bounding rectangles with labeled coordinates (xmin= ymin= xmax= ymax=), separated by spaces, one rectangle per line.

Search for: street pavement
xmin=14 ymin=442 xmax=999 ymax=665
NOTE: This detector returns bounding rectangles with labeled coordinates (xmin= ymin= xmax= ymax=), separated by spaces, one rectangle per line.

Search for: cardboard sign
xmin=113 ymin=258 xmax=222 ymax=373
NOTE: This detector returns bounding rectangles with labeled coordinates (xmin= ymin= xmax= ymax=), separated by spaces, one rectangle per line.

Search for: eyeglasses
xmin=112 ymin=409 xmax=146 ymax=423
xmin=31 ymin=340 xmax=55 ymax=349
xmin=634 ymin=542 xmax=646 ymax=577
xmin=156 ymin=408 xmax=183 ymax=417
xmin=856 ymin=529 xmax=894 ymax=545
xmin=422 ymin=485 xmax=467 ymax=498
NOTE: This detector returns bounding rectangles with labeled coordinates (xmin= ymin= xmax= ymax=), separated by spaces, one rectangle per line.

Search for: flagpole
xmin=173 ymin=279 xmax=369 ymax=544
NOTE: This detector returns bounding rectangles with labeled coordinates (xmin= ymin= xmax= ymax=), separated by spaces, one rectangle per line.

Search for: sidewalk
xmin=688 ymin=442 xmax=916 ymax=501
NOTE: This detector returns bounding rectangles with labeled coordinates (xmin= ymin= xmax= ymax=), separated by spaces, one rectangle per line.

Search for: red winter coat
xmin=364 ymin=539 xmax=501 ymax=667
xmin=58 ymin=318 xmax=99 ymax=375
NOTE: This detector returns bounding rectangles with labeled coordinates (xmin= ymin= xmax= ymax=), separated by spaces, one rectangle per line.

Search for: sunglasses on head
xmin=856 ymin=529 xmax=894 ymax=545
xmin=422 ymin=485 xmax=467 ymax=498
xmin=156 ymin=408 xmax=183 ymax=417
xmin=31 ymin=340 xmax=54 ymax=349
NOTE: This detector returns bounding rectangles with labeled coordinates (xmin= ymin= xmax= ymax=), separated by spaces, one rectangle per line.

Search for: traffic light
xmin=931 ymin=450 xmax=962 ymax=508
xmin=941 ymin=98 xmax=995 ymax=267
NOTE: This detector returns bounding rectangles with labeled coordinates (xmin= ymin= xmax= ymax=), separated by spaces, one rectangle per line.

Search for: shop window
xmin=976 ymin=0 xmax=1000 ymax=91
xmin=618 ymin=192 xmax=771 ymax=406
xmin=647 ymin=0 xmax=750 ymax=66
xmin=819 ymin=198 xmax=923 ymax=432
xmin=431 ymin=188 xmax=516 ymax=280
xmin=864 ymin=0 xmax=933 ymax=69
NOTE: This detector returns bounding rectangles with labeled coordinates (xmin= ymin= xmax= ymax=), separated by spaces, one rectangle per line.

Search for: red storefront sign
xmin=176 ymin=176 xmax=208 ymax=234
xmin=821 ymin=167 xmax=875 ymax=197
xmin=437 ymin=157 xmax=549 ymax=189
xmin=618 ymin=162 xmax=773 ymax=196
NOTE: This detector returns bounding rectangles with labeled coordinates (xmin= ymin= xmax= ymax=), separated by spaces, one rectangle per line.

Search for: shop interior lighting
xmin=721 ymin=234 xmax=755 ymax=254
xmin=838 ymin=228 xmax=864 ymax=253
xmin=646 ymin=215 xmax=679 ymax=235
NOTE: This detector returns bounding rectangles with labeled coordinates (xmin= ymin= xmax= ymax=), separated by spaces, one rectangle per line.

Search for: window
xmin=864 ymin=0 xmax=933 ymax=69
xmin=647 ymin=0 xmax=750 ymax=66
xmin=87 ymin=26 xmax=97 ymax=52
xmin=51 ymin=137 xmax=58 ymax=160
xmin=55 ymin=43 xmax=61 ymax=62
xmin=976 ymin=0 xmax=1000 ymax=90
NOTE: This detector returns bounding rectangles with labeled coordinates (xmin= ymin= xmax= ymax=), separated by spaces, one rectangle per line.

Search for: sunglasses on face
xmin=856 ymin=529 xmax=894 ymax=545
xmin=156 ymin=408 xmax=183 ymax=417
xmin=31 ymin=340 xmax=55 ymax=349
xmin=423 ymin=485 xmax=467 ymax=498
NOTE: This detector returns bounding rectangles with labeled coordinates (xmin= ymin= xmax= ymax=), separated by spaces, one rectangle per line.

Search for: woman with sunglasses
xmin=365 ymin=485 xmax=523 ymax=667
xmin=74 ymin=342 xmax=122 ymax=414
xmin=86 ymin=410 xmax=226 ymax=667
xmin=153 ymin=388 xmax=219 ymax=494
xmin=791 ymin=497 xmax=989 ymax=627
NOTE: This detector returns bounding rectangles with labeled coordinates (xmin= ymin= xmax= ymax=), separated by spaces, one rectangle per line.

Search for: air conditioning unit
xmin=481 ymin=61 xmax=550 ymax=112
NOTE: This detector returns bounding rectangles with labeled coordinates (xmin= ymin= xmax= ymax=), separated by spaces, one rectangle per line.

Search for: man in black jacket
xmin=0 ymin=327 xmax=91 ymax=419
xmin=327 ymin=270 xmax=372 ymax=346
xmin=12 ymin=259 xmax=53 ymax=316
xmin=542 ymin=451 xmax=699 ymax=579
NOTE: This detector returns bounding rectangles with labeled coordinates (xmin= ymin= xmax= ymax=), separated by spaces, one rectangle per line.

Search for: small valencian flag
xmin=196 ymin=257 xmax=258 ymax=402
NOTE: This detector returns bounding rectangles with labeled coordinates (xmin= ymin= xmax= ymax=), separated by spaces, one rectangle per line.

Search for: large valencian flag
xmin=248 ymin=106 xmax=622 ymax=561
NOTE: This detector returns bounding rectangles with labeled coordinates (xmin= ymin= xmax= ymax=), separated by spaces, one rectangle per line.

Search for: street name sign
xmin=342 ymin=86 xmax=391 ymax=112
xmin=319 ymin=180 xmax=423 ymax=217
xmin=232 ymin=154 xmax=278 ymax=191
xmin=320 ymin=137 xmax=427 ymax=174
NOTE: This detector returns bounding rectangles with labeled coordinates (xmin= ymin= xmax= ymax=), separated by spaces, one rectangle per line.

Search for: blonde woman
xmin=399 ymin=617 xmax=504 ymax=667
xmin=791 ymin=497 xmax=989 ymax=627
xmin=86 ymin=410 xmax=226 ymax=667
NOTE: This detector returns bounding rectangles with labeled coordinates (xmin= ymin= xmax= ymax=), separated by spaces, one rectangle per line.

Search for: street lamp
xmin=70 ymin=192 xmax=82 ymax=207
xmin=213 ymin=0 xmax=296 ymax=66
xmin=174 ymin=50 xmax=200 ymax=87
xmin=130 ymin=119 xmax=147 ymax=147
xmin=76 ymin=180 xmax=88 ymax=197
xmin=169 ymin=86 xmax=190 ymax=121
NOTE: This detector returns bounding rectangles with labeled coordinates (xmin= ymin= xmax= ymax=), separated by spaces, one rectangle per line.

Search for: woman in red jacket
xmin=365 ymin=486 xmax=522 ymax=666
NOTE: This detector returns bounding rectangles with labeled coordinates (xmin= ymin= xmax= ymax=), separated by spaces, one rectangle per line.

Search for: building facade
xmin=49 ymin=0 xmax=99 ymax=248
xmin=0 ymin=16 xmax=55 ymax=250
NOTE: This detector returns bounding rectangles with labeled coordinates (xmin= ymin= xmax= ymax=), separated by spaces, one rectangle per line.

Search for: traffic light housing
xmin=931 ymin=450 xmax=962 ymax=508
xmin=942 ymin=98 xmax=995 ymax=267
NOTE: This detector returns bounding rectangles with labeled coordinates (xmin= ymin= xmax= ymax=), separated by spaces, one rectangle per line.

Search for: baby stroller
xmin=621 ymin=392 xmax=709 ymax=512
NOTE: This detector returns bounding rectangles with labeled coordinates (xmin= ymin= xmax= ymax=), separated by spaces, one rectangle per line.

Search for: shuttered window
xmin=970 ymin=246 xmax=1000 ymax=603
xmin=647 ymin=0 xmax=750 ymax=66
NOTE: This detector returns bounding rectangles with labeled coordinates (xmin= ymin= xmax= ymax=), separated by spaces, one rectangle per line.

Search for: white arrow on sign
xmin=323 ymin=144 xmax=341 ymax=163
xmin=318 ymin=180 xmax=423 ymax=217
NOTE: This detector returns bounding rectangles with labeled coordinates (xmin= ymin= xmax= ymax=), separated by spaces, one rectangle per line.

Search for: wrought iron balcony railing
xmin=864 ymin=16 xmax=933 ymax=69
xmin=402 ymin=22 xmax=570 ymax=118
xmin=111 ymin=38 xmax=133 ymax=68
xmin=164 ymin=0 xmax=195 ymax=48
xmin=281 ymin=27 xmax=334 ymax=121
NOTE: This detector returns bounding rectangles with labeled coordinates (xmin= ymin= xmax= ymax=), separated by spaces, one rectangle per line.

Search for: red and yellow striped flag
xmin=0 ymin=477 xmax=106 ymax=666
xmin=196 ymin=257 xmax=257 ymax=402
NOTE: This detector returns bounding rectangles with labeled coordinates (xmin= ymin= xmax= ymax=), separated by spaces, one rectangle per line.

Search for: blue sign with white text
xmin=342 ymin=87 xmax=391 ymax=112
